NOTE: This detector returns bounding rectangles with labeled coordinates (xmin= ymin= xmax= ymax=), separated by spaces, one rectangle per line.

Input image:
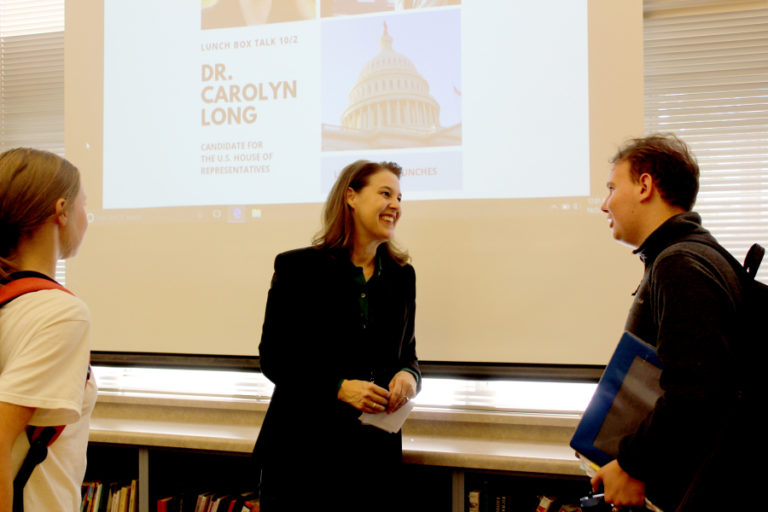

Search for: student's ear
xmin=54 ymin=198 xmax=69 ymax=226
xmin=637 ymin=173 xmax=654 ymax=202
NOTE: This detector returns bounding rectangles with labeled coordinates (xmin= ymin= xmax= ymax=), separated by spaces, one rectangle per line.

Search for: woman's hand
xmin=387 ymin=371 xmax=417 ymax=413
xmin=337 ymin=379 xmax=390 ymax=414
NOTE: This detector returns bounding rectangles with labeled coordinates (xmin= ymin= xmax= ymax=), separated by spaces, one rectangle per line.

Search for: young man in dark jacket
xmin=592 ymin=133 xmax=753 ymax=511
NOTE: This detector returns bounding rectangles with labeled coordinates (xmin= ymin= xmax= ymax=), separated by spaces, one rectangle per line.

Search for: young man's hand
xmin=591 ymin=459 xmax=646 ymax=507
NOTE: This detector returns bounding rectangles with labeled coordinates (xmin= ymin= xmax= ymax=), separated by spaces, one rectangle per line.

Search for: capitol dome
xmin=341 ymin=23 xmax=440 ymax=133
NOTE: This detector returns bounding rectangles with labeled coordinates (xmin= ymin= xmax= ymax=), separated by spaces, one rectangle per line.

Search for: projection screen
xmin=64 ymin=0 xmax=643 ymax=365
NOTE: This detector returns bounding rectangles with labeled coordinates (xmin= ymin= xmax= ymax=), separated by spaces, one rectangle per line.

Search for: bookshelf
xmin=84 ymin=445 xmax=258 ymax=510
xmin=84 ymin=445 xmax=590 ymax=512
xmin=462 ymin=471 xmax=592 ymax=512
xmin=87 ymin=394 xmax=590 ymax=511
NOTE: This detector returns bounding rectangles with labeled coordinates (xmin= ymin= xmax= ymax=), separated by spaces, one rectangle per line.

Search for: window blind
xmin=644 ymin=5 xmax=768 ymax=280
xmin=0 ymin=0 xmax=65 ymax=282
xmin=0 ymin=0 xmax=64 ymax=154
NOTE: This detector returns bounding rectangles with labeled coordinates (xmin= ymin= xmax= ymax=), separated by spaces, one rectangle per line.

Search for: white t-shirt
xmin=0 ymin=288 xmax=96 ymax=511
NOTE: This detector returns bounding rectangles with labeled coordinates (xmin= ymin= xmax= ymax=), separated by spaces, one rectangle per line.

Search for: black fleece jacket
xmin=617 ymin=212 xmax=745 ymax=511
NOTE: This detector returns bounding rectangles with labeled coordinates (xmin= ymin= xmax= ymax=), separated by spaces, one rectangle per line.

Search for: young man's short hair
xmin=612 ymin=133 xmax=700 ymax=211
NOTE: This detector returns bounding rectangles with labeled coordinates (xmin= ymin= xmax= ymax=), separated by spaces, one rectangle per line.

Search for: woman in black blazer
xmin=254 ymin=160 xmax=420 ymax=511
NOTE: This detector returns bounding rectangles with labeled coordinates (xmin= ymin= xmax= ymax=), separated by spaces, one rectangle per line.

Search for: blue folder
xmin=570 ymin=331 xmax=663 ymax=467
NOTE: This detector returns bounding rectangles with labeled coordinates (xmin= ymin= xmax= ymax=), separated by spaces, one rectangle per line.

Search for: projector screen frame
xmin=65 ymin=0 xmax=644 ymax=371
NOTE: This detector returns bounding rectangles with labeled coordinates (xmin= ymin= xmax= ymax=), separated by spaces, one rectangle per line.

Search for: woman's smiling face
xmin=346 ymin=169 xmax=402 ymax=249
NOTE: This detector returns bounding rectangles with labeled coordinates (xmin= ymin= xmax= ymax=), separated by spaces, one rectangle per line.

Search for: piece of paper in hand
xmin=358 ymin=399 xmax=415 ymax=433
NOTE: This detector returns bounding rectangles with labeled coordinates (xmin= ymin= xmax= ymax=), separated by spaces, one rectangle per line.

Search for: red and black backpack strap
xmin=12 ymin=427 xmax=66 ymax=512
xmin=1 ymin=275 xmax=74 ymax=512
xmin=0 ymin=276 xmax=72 ymax=306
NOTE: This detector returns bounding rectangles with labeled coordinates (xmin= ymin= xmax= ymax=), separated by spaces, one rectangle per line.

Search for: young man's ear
xmin=637 ymin=173 xmax=654 ymax=202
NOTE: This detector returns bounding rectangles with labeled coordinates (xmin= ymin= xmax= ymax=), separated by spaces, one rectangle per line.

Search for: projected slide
xmin=103 ymin=1 xmax=588 ymax=209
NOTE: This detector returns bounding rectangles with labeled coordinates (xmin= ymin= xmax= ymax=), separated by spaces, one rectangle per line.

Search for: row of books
xmin=81 ymin=480 xmax=259 ymax=512
xmin=157 ymin=490 xmax=259 ymax=512
xmin=81 ymin=480 xmax=138 ymax=512
xmin=468 ymin=490 xmax=584 ymax=512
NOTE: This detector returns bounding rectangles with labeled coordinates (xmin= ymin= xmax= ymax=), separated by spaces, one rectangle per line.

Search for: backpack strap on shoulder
xmin=12 ymin=426 xmax=66 ymax=512
xmin=0 ymin=277 xmax=72 ymax=307
xmin=675 ymin=234 xmax=762 ymax=281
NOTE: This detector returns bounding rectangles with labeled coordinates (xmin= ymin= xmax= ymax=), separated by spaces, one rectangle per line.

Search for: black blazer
xmin=253 ymin=245 xmax=419 ymax=472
